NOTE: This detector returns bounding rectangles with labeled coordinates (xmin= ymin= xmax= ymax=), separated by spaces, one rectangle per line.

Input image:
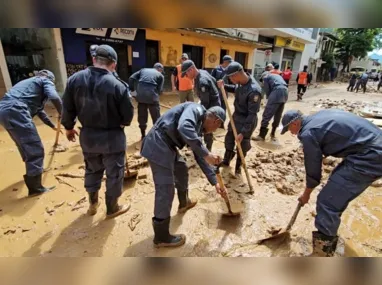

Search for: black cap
xmin=95 ymin=45 xmax=118 ymax=62
xmin=225 ymin=62 xmax=243 ymax=77
xmin=90 ymin=45 xmax=99 ymax=57
xmin=181 ymin=60 xmax=195 ymax=78
xmin=208 ymin=106 xmax=226 ymax=123
xmin=280 ymin=110 xmax=303 ymax=134
xmin=222 ymin=55 xmax=233 ymax=63
xmin=153 ymin=62 xmax=164 ymax=70
xmin=37 ymin=69 xmax=55 ymax=82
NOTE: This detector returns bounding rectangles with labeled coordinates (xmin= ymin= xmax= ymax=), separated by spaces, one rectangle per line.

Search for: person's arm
xmin=263 ymin=78 xmax=271 ymax=96
xmin=177 ymin=106 xmax=209 ymax=159
xmin=61 ymin=78 xmax=78 ymax=131
xmin=296 ymin=73 xmax=299 ymax=83
xmin=209 ymin=80 xmax=221 ymax=107
xmin=211 ymin=68 xmax=217 ymax=79
xmin=301 ymin=132 xmax=323 ymax=189
xmin=171 ymin=68 xmax=178 ymax=91
xmin=194 ymin=152 xmax=217 ymax=185
xmin=240 ymin=91 xmax=261 ymax=137
xmin=157 ymin=74 xmax=164 ymax=95
xmin=37 ymin=110 xmax=55 ymax=128
xmin=128 ymin=70 xmax=140 ymax=92
xmin=117 ymin=85 xmax=134 ymax=126
xmin=42 ymin=78 xmax=62 ymax=115
xmin=223 ymin=76 xmax=236 ymax=93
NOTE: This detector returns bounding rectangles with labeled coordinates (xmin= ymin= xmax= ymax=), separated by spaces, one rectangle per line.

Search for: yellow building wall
xmin=146 ymin=29 xmax=254 ymax=69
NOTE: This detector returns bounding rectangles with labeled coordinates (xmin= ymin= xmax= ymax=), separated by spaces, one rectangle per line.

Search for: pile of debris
xmin=248 ymin=148 xmax=342 ymax=195
xmin=313 ymin=99 xmax=365 ymax=114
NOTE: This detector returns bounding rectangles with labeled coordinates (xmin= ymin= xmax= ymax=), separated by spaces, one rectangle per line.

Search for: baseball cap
xmin=266 ymin=63 xmax=274 ymax=69
xmin=181 ymin=60 xmax=195 ymax=77
xmin=95 ymin=45 xmax=118 ymax=62
xmin=181 ymin=53 xmax=189 ymax=60
xmin=90 ymin=45 xmax=99 ymax=57
xmin=225 ymin=62 xmax=243 ymax=77
xmin=208 ymin=106 xmax=226 ymax=123
xmin=37 ymin=69 xmax=55 ymax=82
xmin=153 ymin=62 xmax=164 ymax=70
xmin=280 ymin=110 xmax=303 ymax=135
xmin=222 ymin=55 xmax=233 ymax=63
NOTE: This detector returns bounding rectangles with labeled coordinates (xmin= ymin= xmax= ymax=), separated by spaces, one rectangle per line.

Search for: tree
xmin=335 ymin=28 xmax=381 ymax=72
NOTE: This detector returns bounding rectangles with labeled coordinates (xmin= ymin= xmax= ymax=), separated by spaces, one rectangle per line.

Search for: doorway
xmin=85 ymin=41 xmax=129 ymax=82
xmin=281 ymin=59 xmax=292 ymax=71
xmin=183 ymin=44 xmax=204 ymax=69
xmin=235 ymin=51 xmax=248 ymax=68
xmin=220 ymin=49 xmax=228 ymax=64
xmin=145 ymin=40 xmax=159 ymax=68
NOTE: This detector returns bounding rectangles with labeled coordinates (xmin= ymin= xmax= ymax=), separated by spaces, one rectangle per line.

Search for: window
xmin=235 ymin=51 xmax=248 ymax=68
xmin=220 ymin=49 xmax=228 ymax=64
xmin=183 ymin=44 xmax=204 ymax=68
xmin=145 ymin=40 xmax=160 ymax=68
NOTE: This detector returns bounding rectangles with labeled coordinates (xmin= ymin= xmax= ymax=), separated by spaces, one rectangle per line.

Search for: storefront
xmin=60 ymin=28 xmax=146 ymax=82
xmin=274 ymin=36 xmax=305 ymax=72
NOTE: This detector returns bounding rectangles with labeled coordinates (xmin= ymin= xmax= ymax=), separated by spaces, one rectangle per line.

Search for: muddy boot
xmin=24 ymin=174 xmax=56 ymax=197
xmin=87 ymin=191 xmax=99 ymax=216
xmin=178 ymin=190 xmax=197 ymax=213
xmin=140 ymin=129 xmax=146 ymax=141
xmin=105 ymin=196 xmax=130 ymax=219
xmin=270 ymin=127 xmax=277 ymax=141
xmin=152 ymin=217 xmax=186 ymax=248
xmin=235 ymin=156 xmax=242 ymax=175
xmin=253 ymin=127 xmax=268 ymax=141
xmin=222 ymin=150 xmax=236 ymax=166
xmin=310 ymin=231 xmax=339 ymax=257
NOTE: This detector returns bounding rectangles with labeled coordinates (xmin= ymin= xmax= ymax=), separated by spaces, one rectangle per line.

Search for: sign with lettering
xmin=110 ymin=28 xmax=138 ymax=41
xmin=75 ymin=28 xmax=107 ymax=37
xmin=275 ymin=37 xmax=305 ymax=52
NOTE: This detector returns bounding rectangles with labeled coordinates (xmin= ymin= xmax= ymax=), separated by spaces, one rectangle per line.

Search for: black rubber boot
xmin=105 ymin=196 xmax=130 ymax=219
xmin=222 ymin=150 xmax=236 ymax=166
xmin=152 ymin=217 xmax=186 ymax=248
xmin=311 ymin=231 xmax=339 ymax=257
xmin=178 ymin=190 xmax=197 ymax=213
xmin=140 ymin=129 xmax=146 ymax=141
xmin=253 ymin=127 xmax=268 ymax=141
xmin=24 ymin=174 xmax=56 ymax=197
xmin=235 ymin=156 xmax=242 ymax=175
xmin=87 ymin=191 xmax=99 ymax=216
xmin=270 ymin=127 xmax=277 ymax=140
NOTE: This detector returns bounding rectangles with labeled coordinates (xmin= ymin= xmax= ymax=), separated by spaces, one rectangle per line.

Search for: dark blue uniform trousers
xmin=138 ymin=103 xmax=161 ymax=132
xmin=224 ymin=120 xmax=255 ymax=155
xmin=260 ymin=103 xmax=285 ymax=129
xmin=83 ymin=152 xmax=125 ymax=198
xmin=149 ymin=152 xmax=188 ymax=220
xmin=316 ymin=155 xmax=382 ymax=237
xmin=0 ymin=102 xmax=44 ymax=176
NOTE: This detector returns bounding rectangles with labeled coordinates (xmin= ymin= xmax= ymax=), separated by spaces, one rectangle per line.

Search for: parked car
xmin=350 ymin=66 xmax=366 ymax=76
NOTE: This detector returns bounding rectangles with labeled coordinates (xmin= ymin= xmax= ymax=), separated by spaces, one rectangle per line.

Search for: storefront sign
xmin=275 ymin=36 xmax=305 ymax=52
xmin=110 ymin=28 xmax=138 ymax=41
xmin=75 ymin=28 xmax=107 ymax=37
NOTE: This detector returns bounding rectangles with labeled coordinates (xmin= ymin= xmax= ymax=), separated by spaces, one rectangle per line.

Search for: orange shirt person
xmin=171 ymin=53 xmax=194 ymax=103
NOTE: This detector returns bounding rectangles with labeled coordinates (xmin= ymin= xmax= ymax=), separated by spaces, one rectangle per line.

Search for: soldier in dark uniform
xmin=62 ymin=45 xmax=134 ymax=219
xmin=253 ymin=72 xmax=288 ymax=141
xmin=281 ymin=109 xmax=382 ymax=256
xmin=141 ymin=103 xmax=226 ymax=248
xmin=217 ymin=62 xmax=262 ymax=175
xmin=210 ymin=55 xmax=235 ymax=111
xmin=355 ymin=72 xmax=369 ymax=93
xmin=129 ymin=63 xmax=164 ymax=140
xmin=0 ymin=70 xmax=62 ymax=196
xmin=181 ymin=60 xmax=221 ymax=151
xmin=347 ymin=73 xmax=357 ymax=92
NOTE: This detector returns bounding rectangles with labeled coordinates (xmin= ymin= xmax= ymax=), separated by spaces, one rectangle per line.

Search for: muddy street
xmin=1 ymin=82 xmax=382 ymax=257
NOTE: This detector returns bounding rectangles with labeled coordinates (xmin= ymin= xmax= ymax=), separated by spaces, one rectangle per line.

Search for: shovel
xmin=257 ymin=202 xmax=302 ymax=244
xmin=215 ymin=164 xmax=242 ymax=217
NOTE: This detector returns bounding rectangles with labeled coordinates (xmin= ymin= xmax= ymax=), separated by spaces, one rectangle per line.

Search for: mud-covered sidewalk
xmin=1 ymin=82 xmax=381 ymax=257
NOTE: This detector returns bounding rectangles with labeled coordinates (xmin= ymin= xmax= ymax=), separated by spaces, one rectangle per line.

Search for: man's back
xmin=63 ymin=67 xmax=133 ymax=130
xmin=137 ymin=68 xmax=163 ymax=86
xmin=300 ymin=109 xmax=382 ymax=158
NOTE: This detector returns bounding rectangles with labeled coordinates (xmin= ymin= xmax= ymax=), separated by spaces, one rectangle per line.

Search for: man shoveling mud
xmin=281 ymin=109 xmax=382 ymax=256
xmin=141 ymin=103 xmax=227 ymax=248
xmin=217 ymin=62 xmax=262 ymax=175
xmin=62 ymin=45 xmax=134 ymax=219
xmin=0 ymin=70 xmax=62 ymax=196
xmin=253 ymin=72 xmax=288 ymax=142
